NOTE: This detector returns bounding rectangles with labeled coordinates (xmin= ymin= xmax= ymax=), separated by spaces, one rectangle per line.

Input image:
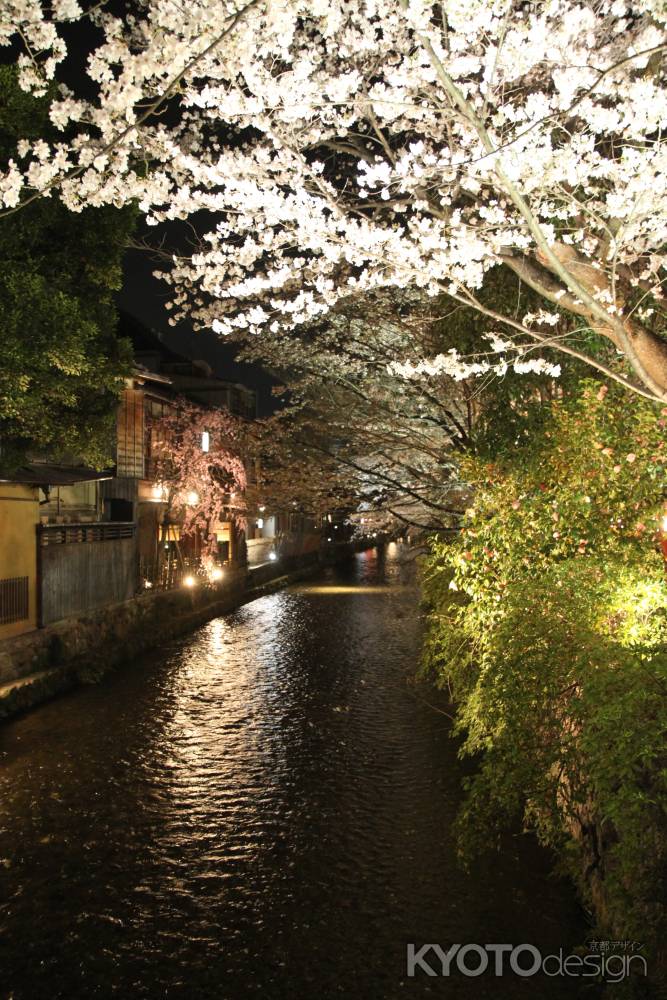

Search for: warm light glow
xmin=152 ymin=483 xmax=166 ymax=500
xmin=210 ymin=567 xmax=223 ymax=581
xmin=187 ymin=491 xmax=199 ymax=506
xmin=201 ymin=430 xmax=210 ymax=452
xmin=662 ymin=514 xmax=667 ymax=533
xmin=258 ymin=505 xmax=265 ymax=512
xmin=257 ymin=517 xmax=264 ymax=529
xmin=144 ymin=580 xmax=153 ymax=589
xmin=269 ymin=551 xmax=278 ymax=561
xmin=183 ymin=575 xmax=196 ymax=588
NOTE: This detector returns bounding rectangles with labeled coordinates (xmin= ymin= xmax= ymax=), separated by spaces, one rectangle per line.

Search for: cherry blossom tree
xmin=239 ymin=281 xmax=583 ymax=534
xmin=150 ymin=398 xmax=247 ymax=554
xmin=3 ymin=1 xmax=667 ymax=398
xmin=241 ymin=289 xmax=472 ymax=533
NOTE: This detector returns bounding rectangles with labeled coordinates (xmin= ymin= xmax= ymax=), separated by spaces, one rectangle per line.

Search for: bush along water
xmin=422 ymin=381 xmax=667 ymax=982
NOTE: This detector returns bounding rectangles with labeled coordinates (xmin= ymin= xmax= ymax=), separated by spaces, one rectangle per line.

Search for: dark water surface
xmin=0 ymin=547 xmax=591 ymax=999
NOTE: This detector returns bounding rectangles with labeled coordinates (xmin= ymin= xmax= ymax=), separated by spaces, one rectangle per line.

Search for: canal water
xmin=0 ymin=547 xmax=592 ymax=999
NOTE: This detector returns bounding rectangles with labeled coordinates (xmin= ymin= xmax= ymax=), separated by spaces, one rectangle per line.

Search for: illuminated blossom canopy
xmin=3 ymin=0 xmax=667 ymax=397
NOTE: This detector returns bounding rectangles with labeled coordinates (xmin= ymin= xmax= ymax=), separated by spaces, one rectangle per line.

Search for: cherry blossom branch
xmin=0 ymin=0 xmax=261 ymax=220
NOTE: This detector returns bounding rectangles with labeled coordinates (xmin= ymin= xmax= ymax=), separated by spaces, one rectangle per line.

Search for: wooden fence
xmin=38 ymin=522 xmax=138 ymax=626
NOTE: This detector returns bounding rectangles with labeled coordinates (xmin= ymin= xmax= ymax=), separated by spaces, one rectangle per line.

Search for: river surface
xmin=0 ymin=546 xmax=592 ymax=999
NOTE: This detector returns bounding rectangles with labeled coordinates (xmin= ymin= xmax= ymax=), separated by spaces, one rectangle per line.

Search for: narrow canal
xmin=0 ymin=547 xmax=591 ymax=999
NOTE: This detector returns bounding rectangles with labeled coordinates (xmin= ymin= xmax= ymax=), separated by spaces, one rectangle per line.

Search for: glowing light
xmin=187 ymin=491 xmax=199 ymax=506
xmin=662 ymin=514 xmax=667 ymax=533
xmin=258 ymin=505 xmax=265 ymax=512
xmin=201 ymin=430 xmax=210 ymax=452
xmin=151 ymin=484 xmax=166 ymax=500
xmin=256 ymin=518 xmax=264 ymax=529
xmin=210 ymin=567 xmax=223 ymax=581
xmin=183 ymin=575 xmax=196 ymax=588
xmin=144 ymin=580 xmax=153 ymax=589
xmin=269 ymin=551 xmax=278 ymax=561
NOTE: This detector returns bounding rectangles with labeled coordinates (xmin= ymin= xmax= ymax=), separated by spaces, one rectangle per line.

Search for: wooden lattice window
xmin=0 ymin=576 xmax=29 ymax=625
xmin=116 ymin=388 xmax=145 ymax=479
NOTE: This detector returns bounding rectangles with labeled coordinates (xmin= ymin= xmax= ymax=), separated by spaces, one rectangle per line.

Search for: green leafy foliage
xmin=0 ymin=66 xmax=136 ymax=469
xmin=422 ymin=382 xmax=667 ymax=945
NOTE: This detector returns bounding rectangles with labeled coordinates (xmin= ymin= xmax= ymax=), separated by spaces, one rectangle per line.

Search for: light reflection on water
xmin=0 ymin=548 xmax=590 ymax=999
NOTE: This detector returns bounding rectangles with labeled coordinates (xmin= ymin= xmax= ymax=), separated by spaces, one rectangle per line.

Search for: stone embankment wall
xmin=0 ymin=548 xmax=345 ymax=721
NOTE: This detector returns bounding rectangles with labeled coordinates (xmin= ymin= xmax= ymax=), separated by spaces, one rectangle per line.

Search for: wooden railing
xmin=38 ymin=522 xmax=136 ymax=546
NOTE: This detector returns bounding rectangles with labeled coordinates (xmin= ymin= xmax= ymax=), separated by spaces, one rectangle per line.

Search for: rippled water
xmin=0 ymin=547 xmax=591 ymax=999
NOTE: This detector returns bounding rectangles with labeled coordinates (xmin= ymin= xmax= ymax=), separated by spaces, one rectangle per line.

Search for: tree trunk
xmin=525 ymin=243 xmax=667 ymax=398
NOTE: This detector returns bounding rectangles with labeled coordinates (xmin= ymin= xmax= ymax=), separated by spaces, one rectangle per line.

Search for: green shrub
xmin=422 ymin=381 xmax=667 ymax=944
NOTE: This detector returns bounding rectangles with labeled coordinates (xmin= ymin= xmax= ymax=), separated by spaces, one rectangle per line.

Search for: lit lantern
xmin=257 ymin=518 xmax=264 ymax=529
xmin=187 ymin=491 xmax=199 ymax=506
xmin=269 ymin=551 xmax=278 ymax=561
xmin=183 ymin=575 xmax=196 ymax=588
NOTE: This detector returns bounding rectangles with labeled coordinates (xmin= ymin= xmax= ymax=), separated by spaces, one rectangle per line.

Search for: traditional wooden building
xmin=102 ymin=317 xmax=259 ymax=586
